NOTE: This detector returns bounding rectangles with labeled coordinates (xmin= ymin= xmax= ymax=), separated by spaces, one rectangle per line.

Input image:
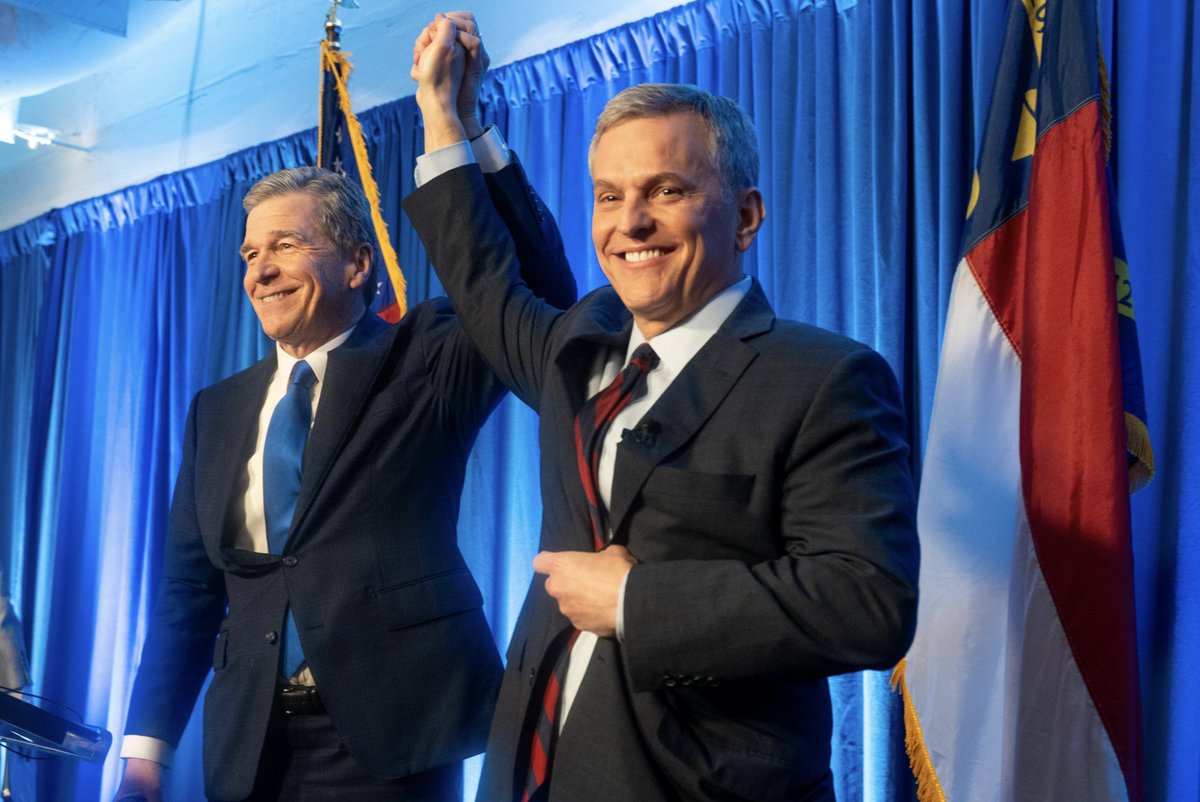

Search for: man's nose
xmin=617 ymin=197 xmax=654 ymax=238
xmin=247 ymin=253 xmax=279 ymax=283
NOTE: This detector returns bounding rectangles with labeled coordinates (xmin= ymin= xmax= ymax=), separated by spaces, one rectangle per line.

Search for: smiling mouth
xmin=259 ymin=288 xmax=297 ymax=303
xmin=621 ymin=248 xmax=669 ymax=263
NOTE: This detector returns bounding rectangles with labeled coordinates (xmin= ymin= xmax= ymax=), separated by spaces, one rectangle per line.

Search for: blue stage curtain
xmin=0 ymin=0 xmax=1194 ymax=799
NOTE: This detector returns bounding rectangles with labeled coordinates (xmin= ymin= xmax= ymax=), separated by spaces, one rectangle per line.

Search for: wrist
xmin=418 ymin=103 xmax=468 ymax=153
xmin=461 ymin=115 xmax=484 ymax=141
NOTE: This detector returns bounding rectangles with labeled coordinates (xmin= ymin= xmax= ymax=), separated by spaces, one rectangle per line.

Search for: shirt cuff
xmin=615 ymin=569 xmax=630 ymax=643
xmin=120 ymin=734 xmax=174 ymax=767
xmin=413 ymin=125 xmax=511 ymax=187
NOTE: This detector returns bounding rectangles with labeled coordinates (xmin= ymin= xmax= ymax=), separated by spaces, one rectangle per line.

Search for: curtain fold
xmin=0 ymin=0 xmax=1193 ymax=799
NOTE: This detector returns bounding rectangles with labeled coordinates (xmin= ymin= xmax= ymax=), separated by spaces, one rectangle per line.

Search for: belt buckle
xmin=278 ymin=683 xmax=321 ymax=715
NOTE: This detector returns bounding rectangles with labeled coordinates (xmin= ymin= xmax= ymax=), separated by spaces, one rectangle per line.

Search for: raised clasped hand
xmin=411 ymin=11 xmax=490 ymax=144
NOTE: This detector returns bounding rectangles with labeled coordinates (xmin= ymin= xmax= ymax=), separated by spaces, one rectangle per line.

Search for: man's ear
xmin=348 ymin=243 xmax=373 ymax=289
xmin=734 ymin=187 xmax=765 ymax=253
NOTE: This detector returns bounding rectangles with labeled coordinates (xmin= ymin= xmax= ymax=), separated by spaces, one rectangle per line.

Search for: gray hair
xmin=588 ymin=83 xmax=760 ymax=198
xmin=243 ymin=166 xmax=377 ymax=303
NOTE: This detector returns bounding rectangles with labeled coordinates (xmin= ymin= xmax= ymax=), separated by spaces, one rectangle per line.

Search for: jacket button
xmin=664 ymin=677 xmax=677 ymax=687
xmin=282 ymin=555 xmax=298 ymax=567
xmin=528 ymin=668 xmax=536 ymax=687
xmin=265 ymin=631 xmax=278 ymax=644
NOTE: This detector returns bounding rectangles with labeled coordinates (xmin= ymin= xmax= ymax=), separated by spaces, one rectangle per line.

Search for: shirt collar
xmin=273 ymin=324 xmax=356 ymax=386
xmin=625 ymin=276 xmax=751 ymax=372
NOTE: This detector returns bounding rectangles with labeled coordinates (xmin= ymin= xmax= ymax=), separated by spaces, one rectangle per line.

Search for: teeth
xmin=623 ymin=249 xmax=664 ymax=263
xmin=261 ymin=290 xmax=292 ymax=302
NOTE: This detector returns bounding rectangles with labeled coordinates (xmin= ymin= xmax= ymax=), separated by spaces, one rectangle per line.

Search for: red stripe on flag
xmin=377 ymin=301 xmax=403 ymax=323
xmin=967 ymin=99 xmax=1142 ymax=799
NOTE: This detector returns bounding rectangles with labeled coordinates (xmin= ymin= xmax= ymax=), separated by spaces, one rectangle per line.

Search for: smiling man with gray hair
xmin=113 ymin=76 xmax=575 ymax=801
xmin=406 ymin=13 xmax=919 ymax=802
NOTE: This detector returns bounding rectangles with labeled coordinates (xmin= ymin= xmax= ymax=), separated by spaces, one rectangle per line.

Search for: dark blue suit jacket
xmin=124 ymin=163 xmax=575 ymax=801
xmin=406 ymin=164 xmax=920 ymax=802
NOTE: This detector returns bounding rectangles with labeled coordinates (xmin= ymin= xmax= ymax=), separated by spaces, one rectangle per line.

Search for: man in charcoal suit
xmin=406 ymin=14 xmax=919 ymax=801
xmin=112 ymin=33 xmax=576 ymax=799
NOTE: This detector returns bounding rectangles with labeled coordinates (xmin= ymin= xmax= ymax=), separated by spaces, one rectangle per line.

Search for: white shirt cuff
xmin=413 ymin=125 xmax=511 ymax=187
xmin=120 ymin=734 xmax=174 ymax=767
xmin=615 ymin=569 xmax=630 ymax=643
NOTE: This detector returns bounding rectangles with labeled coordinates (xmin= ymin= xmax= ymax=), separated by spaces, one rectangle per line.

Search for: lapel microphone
xmin=622 ymin=419 xmax=661 ymax=447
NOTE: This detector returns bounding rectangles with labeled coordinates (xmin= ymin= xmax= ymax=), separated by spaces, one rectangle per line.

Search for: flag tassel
xmin=890 ymin=659 xmax=949 ymax=802
xmin=320 ymin=40 xmax=408 ymax=319
xmin=1125 ymin=412 xmax=1154 ymax=493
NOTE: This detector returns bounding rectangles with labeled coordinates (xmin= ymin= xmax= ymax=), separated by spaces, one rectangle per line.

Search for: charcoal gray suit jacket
xmin=406 ymin=163 xmax=919 ymax=802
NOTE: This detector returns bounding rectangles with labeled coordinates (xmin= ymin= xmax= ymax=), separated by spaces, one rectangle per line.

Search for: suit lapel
xmin=554 ymin=289 xmax=632 ymax=403
xmin=289 ymin=313 xmax=393 ymax=542
xmin=195 ymin=355 xmax=273 ymax=556
xmin=607 ymin=282 xmax=775 ymax=537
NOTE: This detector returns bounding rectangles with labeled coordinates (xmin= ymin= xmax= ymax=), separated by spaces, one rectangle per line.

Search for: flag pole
xmin=325 ymin=1 xmax=342 ymax=51
xmin=317 ymin=0 xmax=408 ymax=320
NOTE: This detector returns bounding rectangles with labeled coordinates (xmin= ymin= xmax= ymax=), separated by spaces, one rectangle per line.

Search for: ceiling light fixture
xmin=7 ymin=124 xmax=91 ymax=152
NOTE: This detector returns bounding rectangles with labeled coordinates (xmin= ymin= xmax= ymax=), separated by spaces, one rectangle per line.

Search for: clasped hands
xmin=534 ymin=545 xmax=637 ymax=638
xmin=411 ymin=10 xmax=489 ymax=149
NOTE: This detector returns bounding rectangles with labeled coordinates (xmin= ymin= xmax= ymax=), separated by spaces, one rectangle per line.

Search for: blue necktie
xmin=263 ymin=359 xmax=316 ymax=677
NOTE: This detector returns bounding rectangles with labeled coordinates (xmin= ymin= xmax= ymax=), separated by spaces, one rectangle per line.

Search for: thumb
xmin=532 ymin=551 xmax=557 ymax=575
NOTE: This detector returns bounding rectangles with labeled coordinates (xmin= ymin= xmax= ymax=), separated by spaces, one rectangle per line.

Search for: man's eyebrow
xmin=592 ymin=172 xmax=694 ymax=191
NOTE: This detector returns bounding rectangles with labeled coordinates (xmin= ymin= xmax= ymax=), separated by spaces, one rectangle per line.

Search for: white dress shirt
xmin=557 ymin=277 xmax=751 ymax=730
xmin=121 ymin=326 xmax=354 ymax=765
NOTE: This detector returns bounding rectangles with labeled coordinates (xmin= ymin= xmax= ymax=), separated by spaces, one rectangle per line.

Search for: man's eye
xmin=598 ymin=194 xmax=619 ymax=203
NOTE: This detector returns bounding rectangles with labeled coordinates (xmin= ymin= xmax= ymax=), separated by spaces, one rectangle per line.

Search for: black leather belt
xmin=277 ymin=683 xmax=325 ymax=715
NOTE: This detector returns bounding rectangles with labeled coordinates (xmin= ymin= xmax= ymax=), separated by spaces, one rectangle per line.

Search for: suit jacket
xmin=405 ymin=164 xmax=920 ymax=802
xmin=124 ymin=163 xmax=575 ymax=802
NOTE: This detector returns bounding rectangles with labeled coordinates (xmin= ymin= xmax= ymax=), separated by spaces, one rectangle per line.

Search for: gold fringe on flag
xmin=1126 ymin=412 xmax=1155 ymax=493
xmin=1098 ymin=27 xmax=1155 ymax=494
xmin=889 ymin=659 xmax=949 ymax=802
xmin=319 ymin=40 xmax=407 ymax=319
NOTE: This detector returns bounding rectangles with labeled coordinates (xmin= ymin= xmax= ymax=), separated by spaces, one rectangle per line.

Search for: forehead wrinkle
xmin=240 ymin=226 xmax=313 ymax=251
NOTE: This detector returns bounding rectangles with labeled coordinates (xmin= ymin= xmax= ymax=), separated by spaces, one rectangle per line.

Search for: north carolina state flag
xmin=893 ymin=0 xmax=1153 ymax=799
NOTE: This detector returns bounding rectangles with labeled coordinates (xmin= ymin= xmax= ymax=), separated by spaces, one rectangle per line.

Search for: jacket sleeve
xmin=485 ymin=160 xmax=576 ymax=312
xmin=405 ymin=161 xmax=571 ymax=413
xmin=124 ymin=395 xmax=227 ymax=747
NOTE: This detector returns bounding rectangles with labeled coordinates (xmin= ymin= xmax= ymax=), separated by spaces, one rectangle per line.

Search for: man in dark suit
xmin=406 ymin=16 xmax=919 ymax=801
xmin=112 ymin=50 xmax=576 ymax=800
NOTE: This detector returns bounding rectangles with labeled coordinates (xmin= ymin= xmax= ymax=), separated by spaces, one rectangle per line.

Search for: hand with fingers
xmin=533 ymin=545 xmax=638 ymax=638
xmin=113 ymin=758 xmax=164 ymax=802
xmin=412 ymin=11 xmax=491 ymax=144
xmin=411 ymin=13 xmax=466 ymax=149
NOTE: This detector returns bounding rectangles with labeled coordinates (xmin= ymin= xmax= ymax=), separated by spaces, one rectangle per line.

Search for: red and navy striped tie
xmin=521 ymin=343 xmax=659 ymax=802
